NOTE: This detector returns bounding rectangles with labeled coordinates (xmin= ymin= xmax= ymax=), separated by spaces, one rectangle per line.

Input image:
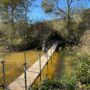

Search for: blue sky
xmin=28 ymin=0 xmax=90 ymax=23
xmin=28 ymin=0 xmax=52 ymax=23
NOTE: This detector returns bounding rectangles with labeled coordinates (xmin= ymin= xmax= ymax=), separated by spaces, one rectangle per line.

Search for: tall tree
xmin=0 ymin=0 xmax=31 ymax=22
xmin=0 ymin=1 xmax=35 ymax=89
xmin=0 ymin=0 xmax=34 ymax=51
xmin=42 ymin=0 xmax=89 ymax=40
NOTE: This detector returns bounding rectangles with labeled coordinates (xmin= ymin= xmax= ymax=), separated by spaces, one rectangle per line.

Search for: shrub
xmin=61 ymin=47 xmax=90 ymax=86
xmin=60 ymin=71 xmax=77 ymax=90
xmin=64 ymin=48 xmax=90 ymax=84
xmin=37 ymin=78 xmax=64 ymax=90
xmin=75 ymin=53 xmax=90 ymax=84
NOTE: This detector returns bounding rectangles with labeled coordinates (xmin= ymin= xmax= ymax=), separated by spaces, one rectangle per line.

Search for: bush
xmin=60 ymin=73 xmax=77 ymax=90
xmin=63 ymin=47 xmax=90 ymax=84
xmin=61 ymin=47 xmax=90 ymax=86
xmin=75 ymin=53 xmax=90 ymax=84
xmin=37 ymin=78 xmax=64 ymax=90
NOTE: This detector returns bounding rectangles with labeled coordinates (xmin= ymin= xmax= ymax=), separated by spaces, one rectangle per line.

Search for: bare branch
xmin=70 ymin=0 xmax=73 ymax=5
xmin=56 ymin=0 xmax=67 ymax=15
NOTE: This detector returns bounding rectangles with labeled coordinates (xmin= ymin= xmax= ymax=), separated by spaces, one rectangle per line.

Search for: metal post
xmin=51 ymin=48 xmax=53 ymax=63
xmin=46 ymin=48 xmax=48 ymax=77
xmin=39 ymin=53 xmax=41 ymax=82
xmin=1 ymin=60 xmax=6 ymax=89
xmin=24 ymin=50 xmax=27 ymax=90
xmin=23 ymin=24 xmax=28 ymax=90
xmin=42 ymin=40 xmax=45 ymax=52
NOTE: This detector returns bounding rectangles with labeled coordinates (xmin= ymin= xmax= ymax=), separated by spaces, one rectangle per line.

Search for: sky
xmin=28 ymin=0 xmax=52 ymax=23
xmin=28 ymin=0 xmax=90 ymax=23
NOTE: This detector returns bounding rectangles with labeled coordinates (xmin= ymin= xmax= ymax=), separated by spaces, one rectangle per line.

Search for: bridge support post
xmin=24 ymin=50 xmax=27 ymax=90
xmin=39 ymin=53 xmax=42 ymax=82
xmin=46 ymin=49 xmax=48 ymax=77
xmin=51 ymin=48 xmax=53 ymax=64
xmin=1 ymin=60 xmax=6 ymax=89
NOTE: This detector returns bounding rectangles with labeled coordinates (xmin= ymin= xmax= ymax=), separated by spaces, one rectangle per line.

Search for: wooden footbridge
xmin=7 ymin=42 xmax=58 ymax=90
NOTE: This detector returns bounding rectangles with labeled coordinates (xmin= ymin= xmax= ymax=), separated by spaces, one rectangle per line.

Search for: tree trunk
xmin=67 ymin=0 xmax=73 ymax=40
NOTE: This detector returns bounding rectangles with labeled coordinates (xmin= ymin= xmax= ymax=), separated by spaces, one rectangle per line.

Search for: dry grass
xmin=0 ymin=50 xmax=43 ymax=88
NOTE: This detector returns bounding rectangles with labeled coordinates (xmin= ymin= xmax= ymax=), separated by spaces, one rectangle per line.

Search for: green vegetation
xmin=1 ymin=8 xmax=90 ymax=51
xmin=61 ymin=47 xmax=90 ymax=88
xmin=0 ymin=0 xmax=90 ymax=90
xmin=0 ymin=4 xmax=90 ymax=52
xmin=36 ymin=78 xmax=63 ymax=90
xmin=35 ymin=46 xmax=90 ymax=90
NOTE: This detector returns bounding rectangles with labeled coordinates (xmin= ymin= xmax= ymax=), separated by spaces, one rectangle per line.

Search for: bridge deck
xmin=8 ymin=43 xmax=58 ymax=90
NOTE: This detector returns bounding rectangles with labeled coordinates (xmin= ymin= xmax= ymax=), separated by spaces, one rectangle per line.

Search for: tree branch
xmin=56 ymin=0 xmax=67 ymax=15
xmin=70 ymin=0 xmax=73 ymax=6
